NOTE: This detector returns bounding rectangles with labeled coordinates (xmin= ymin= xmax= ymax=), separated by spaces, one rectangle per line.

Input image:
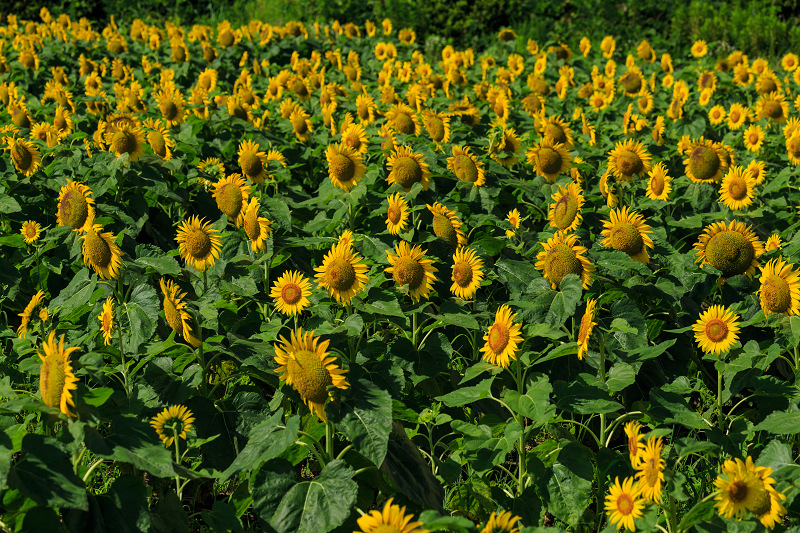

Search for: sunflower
xmin=98 ymin=297 xmax=115 ymax=346
xmin=708 ymin=105 xmax=726 ymax=125
xmin=422 ymin=109 xmax=451 ymax=148
xmin=315 ymin=242 xmax=369 ymax=305
xmin=447 ymin=145 xmax=485 ymax=186
xmin=20 ymin=220 xmax=41 ymax=244
xmin=548 ymin=183 xmax=584 ymax=233
xmin=489 ymin=127 xmax=522 ymax=168
xmin=273 ymin=328 xmax=348 ymax=422
xmin=326 ymin=143 xmax=366 ymax=191
xmin=693 ymin=305 xmax=741 ymax=356
xmin=106 ymin=123 xmax=146 ymax=163
xmin=5 ymin=137 xmax=41 ymax=177
xmin=271 ymin=271 xmax=312 ymax=316
xmin=765 ymin=234 xmax=782 ymax=251
xmin=694 ymin=220 xmax=764 ymax=279
xmin=624 ymin=421 xmax=645 ymax=465
xmin=38 ymin=331 xmax=80 ymax=417
xmin=339 ymin=122 xmax=369 ymax=155
xmin=211 ymin=173 xmax=249 ymax=224
xmin=787 ymin=133 xmax=800 ymax=165
xmin=387 ymin=145 xmax=431 ymax=191
xmin=355 ymin=93 xmax=377 ymax=124
xmin=289 ymin=108 xmax=313 ymax=142
xmin=758 ymin=258 xmax=800 ymax=316
xmin=634 ymin=437 xmax=665 ymax=503
xmin=577 ymin=298 xmax=597 ymax=361
xmin=480 ymin=305 xmax=524 ymax=368
xmin=150 ymin=405 xmax=195 ymax=447
xmin=386 ymin=103 xmax=421 ymax=135
xmin=719 ymin=166 xmax=756 ymax=211
xmin=605 ymin=477 xmax=644 ymax=532
xmin=607 ymin=139 xmax=652 ymax=183
xmin=691 ymin=40 xmax=708 ymax=58
xmin=160 ymin=278 xmax=200 ymax=347
xmin=727 ymin=103 xmax=748 ymax=129
xmin=175 ymin=216 xmax=222 ymax=272
xmin=645 ymin=162 xmax=672 ymax=200
xmin=31 ymin=122 xmax=59 ymax=147
xmin=601 ymin=207 xmax=654 ymax=264
xmin=82 ymin=223 xmax=124 ymax=280
xmin=527 ymin=138 xmax=571 ymax=183
xmin=539 ymin=115 xmax=575 ymax=149
xmin=17 ymin=290 xmax=47 ymax=339
xmin=355 ymin=497 xmax=427 ymax=533
xmin=385 ymin=241 xmax=438 ymax=302
xmin=756 ymin=91 xmax=789 ymax=123
xmin=142 ymin=118 xmax=174 ymax=161
xmin=619 ymin=66 xmax=645 ymax=96
xmin=386 ymin=192 xmax=410 ymax=235
xmin=742 ymin=124 xmax=765 ymax=154
xmin=450 ymin=247 xmax=484 ymax=300
xmin=748 ymin=459 xmax=788 ymax=529
xmin=684 ymin=138 xmax=729 ymax=183
xmin=155 ymin=87 xmax=186 ymax=127
xmin=535 ymin=233 xmax=595 ymax=289
xmin=241 ymin=197 xmax=273 ymax=252
xmin=427 ymin=202 xmax=467 ymax=248
xmin=480 ymin=511 xmax=521 ymax=533
xmin=53 ymin=105 xmax=74 ymax=135
xmin=235 ymin=139 xmax=268 ymax=183
xmin=715 ymin=456 xmax=768 ymax=521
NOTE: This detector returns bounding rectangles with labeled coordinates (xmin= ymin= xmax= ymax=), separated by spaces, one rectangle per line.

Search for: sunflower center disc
xmin=763 ymin=99 xmax=783 ymax=119
xmin=760 ymin=79 xmax=777 ymax=93
xmin=327 ymin=257 xmax=357 ymax=291
xmin=453 ymin=261 xmax=473 ymax=287
xmin=240 ymin=90 xmax=255 ymax=105
xmin=705 ymin=230 xmax=754 ymax=277
xmin=729 ymin=481 xmax=748 ymax=503
xmin=112 ymin=130 xmax=138 ymax=155
xmin=621 ymin=72 xmax=642 ymax=93
xmin=160 ymin=101 xmax=179 ymax=121
xmin=164 ymin=297 xmax=183 ymax=333
xmin=357 ymin=105 xmax=370 ymax=121
xmin=524 ymin=94 xmax=542 ymax=112
xmin=220 ymin=31 xmax=234 ymax=48
xmin=616 ymin=493 xmax=634 ymax=515
xmin=704 ymin=318 xmax=729 ymax=343
xmin=240 ymin=152 xmax=263 ymax=177
xmin=578 ymin=314 xmax=592 ymax=342
xmin=11 ymin=143 xmax=32 ymax=171
xmin=545 ymin=244 xmax=582 ymax=286
xmin=148 ymin=131 xmax=167 ymax=157
xmin=627 ymin=436 xmax=639 ymax=457
xmin=553 ymin=194 xmax=578 ymax=230
xmin=281 ymin=283 xmax=302 ymax=305
xmin=730 ymin=110 xmax=741 ymax=122
xmin=330 ymin=154 xmax=355 ymax=183
xmin=432 ymin=214 xmax=458 ymax=247
xmin=394 ymin=112 xmax=415 ymax=134
xmin=387 ymin=205 xmax=401 ymax=225
xmin=244 ymin=208 xmax=261 ymax=240
xmin=393 ymin=157 xmax=422 ymax=189
xmin=230 ymin=103 xmax=248 ymax=120
xmin=453 ymin=154 xmax=478 ymax=182
xmin=426 ymin=117 xmax=445 ymax=141
xmin=617 ymin=151 xmax=643 ymax=176
xmin=749 ymin=132 xmax=760 ymax=145
xmin=788 ymin=136 xmax=800 ymax=156
xmin=644 ymin=459 xmax=659 ymax=487
xmin=762 ymin=275 xmax=791 ymax=314
xmin=544 ymin=124 xmax=566 ymax=144
xmin=21 ymin=51 xmax=35 ymax=68
xmin=690 ymin=146 xmax=720 ymax=181
xmin=186 ymin=229 xmax=213 ymax=259
xmin=488 ymin=323 xmax=510 ymax=354
xmin=538 ymin=148 xmax=562 ymax=175
xmin=55 ymin=115 xmax=67 ymax=131
xmin=216 ymin=183 xmax=242 ymax=218
xmin=611 ymin=222 xmax=645 ymax=255
xmin=40 ymin=356 xmax=66 ymax=410
xmin=393 ymin=256 xmax=424 ymax=290
xmin=727 ymin=178 xmax=747 ymax=200
xmin=292 ymin=116 xmax=308 ymax=134
xmin=344 ymin=132 xmax=362 ymax=151
xmin=85 ymin=230 xmax=112 ymax=268
xmin=290 ymin=78 xmax=305 ymax=95
xmin=749 ymin=485 xmax=773 ymax=516
xmin=650 ymin=174 xmax=665 ymax=196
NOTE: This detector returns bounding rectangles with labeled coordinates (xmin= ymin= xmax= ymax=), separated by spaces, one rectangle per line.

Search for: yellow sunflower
xmin=480 ymin=511 xmax=521 ymax=533
xmin=385 ymin=241 xmax=438 ymax=302
xmin=693 ymin=305 xmax=741 ymax=356
xmin=98 ymin=297 xmax=115 ymax=346
xmin=386 ymin=192 xmax=410 ymax=235
xmin=607 ymin=139 xmax=652 ymax=182
xmin=326 ymin=142 xmax=366 ymax=191
xmin=756 ymin=91 xmax=789 ymax=123
xmin=315 ymin=242 xmax=369 ymax=305
xmin=289 ymin=108 xmax=313 ymax=143
xmin=727 ymin=103 xmax=748 ymax=129
xmin=213 ymin=173 xmax=250 ymax=223
xmin=17 ymin=290 xmax=47 ymax=339
xmin=601 ymin=207 xmax=654 ymax=264
xmin=624 ymin=421 xmax=645 ymax=465
xmin=270 ymin=270 xmax=312 ymax=316
xmin=155 ymin=87 xmax=185 ymax=127
xmin=355 ymin=93 xmax=377 ymax=124
xmin=355 ymin=498 xmax=428 ymax=533
xmin=340 ymin=122 xmax=370 ymax=155
xmin=142 ymin=118 xmax=174 ymax=161
xmin=694 ymin=220 xmax=764 ymax=279
xmin=160 ymin=278 xmax=200 ymax=347
xmin=758 ymin=258 xmax=800 ymax=316
xmin=719 ymin=166 xmax=756 ymax=210
xmin=387 ymin=145 xmax=431 ymax=191
xmin=691 ymin=40 xmax=708 ymax=58
xmin=577 ymin=298 xmax=597 ymax=361
xmin=21 ymin=220 xmax=41 ymax=244
xmin=527 ymin=138 xmax=572 ymax=183
xmin=422 ymin=109 xmax=451 ymax=148
xmin=535 ymin=233 xmax=594 ymax=289
xmin=106 ymin=124 xmax=146 ymax=163
xmin=619 ymin=66 xmax=645 ymax=96
xmin=237 ymin=139 xmax=268 ymax=183
xmin=684 ymin=138 xmax=729 ymax=183
xmin=539 ymin=115 xmax=575 ymax=149
xmin=743 ymin=124 xmax=765 ymax=153
xmin=480 ymin=304 xmax=524 ymax=369
xmin=175 ymin=216 xmax=222 ymax=272
xmin=38 ymin=331 xmax=80 ymax=417
xmin=450 ymin=247 xmax=484 ymax=300
xmin=5 ymin=137 xmax=41 ymax=176
xmin=548 ymin=182 xmax=584 ymax=233
xmin=709 ymin=105 xmax=726 ymax=125
xmin=489 ymin=127 xmax=522 ymax=168
xmin=749 ymin=459 xmax=788 ymax=529
xmin=447 ymin=145 xmax=486 ymax=186
xmin=605 ymin=476 xmax=645 ymax=531
xmin=150 ymin=405 xmax=195 ymax=447
xmin=273 ymin=328 xmax=349 ymax=422
xmin=82 ymin=223 xmax=124 ymax=280
xmin=786 ymin=133 xmax=800 ymax=165
xmin=427 ymin=202 xmax=467 ymax=248
xmin=241 ymin=197 xmax=273 ymax=252
xmin=386 ymin=103 xmax=421 ymax=135
xmin=715 ymin=456 xmax=767 ymax=520
xmin=634 ymin=437 xmax=665 ymax=503
xmin=645 ymin=162 xmax=672 ymax=200
xmin=764 ymin=234 xmax=782 ymax=251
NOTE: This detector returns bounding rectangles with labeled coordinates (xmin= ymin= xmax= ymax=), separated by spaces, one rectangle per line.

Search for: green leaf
xmin=96 ymin=475 xmax=151 ymax=532
xmin=201 ymin=501 xmax=244 ymax=533
xmin=432 ymin=299 xmax=480 ymax=329
xmin=122 ymin=283 xmax=160 ymax=354
xmin=380 ymin=421 xmax=445 ymax=509
xmin=451 ymin=419 xmax=521 ymax=473
xmin=545 ymin=274 xmax=582 ymax=328
xmin=222 ymin=411 xmax=299 ymax=480
xmin=85 ymin=415 xmax=176 ymax=478
xmin=0 ymin=194 xmax=21 ymax=213
xmin=752 ymin=411 xmax=800 ymax=434
xmin=756 ymin=440 xmax=794 ymax=474
xmin=81 ymin=387 xmax=114 ymax=407
xmin=504 ymin=373 xmax=555 ymax=427
xmin=328 ymin=379 xmax=392 ymax=467
xmin=606 ymin=363 xmax=636 ymax=393
xmin=495 ymin=259 xmax=541 ymax=299
xmin=546 ymin=443 xmax=593 ymax=527
xmin=134 ymin=244 xmax=181 ymax=277
xmin=647 ymin=390 xmax=707 ymax=430
xmin=418 ymin=510 xmax=475 ymax=532
xmin=554 ymin=374 xmax=622 ymax=415
xmin=353 ymin=288 xmax=406 ymax=320
xmin=50 ymin=269 xmax=96 ymax=313
xmin=437 ymin=377 xmax=494 ymax=407
xmin=609 ymin=318 xmax=637 ymax=334
xmin=262 ymin=197 xmax=292 ymax=230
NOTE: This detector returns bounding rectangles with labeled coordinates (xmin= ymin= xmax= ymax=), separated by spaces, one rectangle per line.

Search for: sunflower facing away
xmin=480 ymin=511 xmax=522 ymax=533
xmin=634 ymin=437 xmax=665 ymax=503
xmin=326 ymin=142 xmax=366 ymax=191
xmin=160 ymin=278 xmax=200 ymax=347
xmin=355 ymin=497 xmax=428 ymax=533
xmin=427 ymin=202 xmax=468 ymax=248
xmin=176 ymin=216 xmax=222 ymax=272
xmin=17 ymin=290 xmax=47 ymax=339
xmin=213 ymin=173 xmax=251 ymax=223
xmin=82 ymin=223 xmax=124 ymax=280
xmin=577 ymin=298 xmax=597 ymax=361
xmin=5 ymin=137 xmax=41 ymax=176
xmin=535 ymin=232 xmax=595 ymax=289
xmin=694 ymin=220 xmax=764 ymax=279
xmin=98 ymin=297 xmax=115 ymax=346
xmin=693 ymin=304 xmax=741 ymax=356
xmin=385 ymin=241 xmax=438 ymax=302
xmin=387 ymin=145 xmax=431 ymax=191
xmin=450 ymin=247 xmax=484 ymax=300
xmin=57 ymin=180 xmax=95 ymax=233
xmin=601 ymin=207 xmax=654 ymax=264
xmin=314 ymin=242 xmax=369 ymax=305
xmin=624 ymin=421 xmax=645 ymax=466
xmin=242 ymin=197 xmax=273 ymax=252
xmin=38 ymin=331 xmax=80 ymax=417
xmin=150 ymin=405 xmax=195 ymax=447
xmin=607 ymin=138 xmax=652 ymax=182
xmin=758 ymin=258 xmax=800 ymax=316
xmin=447 ymin=145 xmax=486 ymax=186
xmin=273 ymin=328 xmax=349 ymax=422
xmin=527 ymin=138 xmax=572 ymax=183
xmin=270 ymin=270 xmax=312 ymax=316
xmin=386 ymin=192 xmax=410 ymax=235
xmin=21 ymin=220 xmax=41 ymax=244
xmin=480 ymin=304 xmax=524 ymax=369
xmin=605 ymin=477 xmax=645 ymax=531
xmin=548 ymin=182 xmax=584 ymax=233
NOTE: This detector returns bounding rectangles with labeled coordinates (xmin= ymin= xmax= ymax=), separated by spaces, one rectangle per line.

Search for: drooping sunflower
xmin=385 ymin=241 xmax=438 ymax=302
xmin=160 ymin=278 xmax=200 ymax=347
xmin=527 ymin=138 xmax=572 ymax=183
xmin=743 ymin=124 xmax=765 ymax=153
xmin=480 ymin=304 xmax=524 ymax=368
xmin=605 ymin=477 xmax=645 ymax=531
xmin=684 ymin=138 xmax=729 ymax=183
xmin=386 ymin=192 xmax=410 ymax=235
xmin=607 ymin=139 xmax=652 ymax=182
xmin=20 ymin=220 xmax=41 ymax=244
xmin=694 ymin=220 xmax=764 ymax=279
xmin=150 ymin=405 xmax=195 ymax=447
xmin=175 ymin=216 xmax=222 ymax=272
xmin=624 ymin=421 xmax=645 ymax=465
xmin=213 ymin=173 xmax=250 ymax=224
xmin=315 ymin=242 xmax=369 ymax=305
xmin=355 ymin=498 xmax=428 ymax=533
xmin=38 ymin=331 xmax=80 ymax=417
xmin=82 ymin=223 xmax=124 ymax=280
xmin=447 ymin=145 xmax=486 ymax=186
xmin=548 ymin=182 xmax=584 ymax=233
xmin=241 ymin=197 xmax=273 ymax=252
xmin=786 ymin=133 xmax=800 ymax=165
xmin=142 ymin=118 xmax=174 ymax=161
xmin=326 ymin=142 xmax=366 ymax=191
xmin=715 ymin=456 xmax=768 ymax=521
xmin=289 ymin=108 xmax=313 ymax=143
xmin=422 ymin=109 xmax=451 ymax=148
xmin=273 ymin=328 xmax=348 ymax=422
xmin=601 ymin=207 xmax=654 ymax=264
xmin=270 ymin=270 xmax=312 ymax=316
xmin=450 ymin=247 xmax=484 ymax=300
xmin=634 ymin=437 xmax=665 ymax=503
xmin=535 ymin=233 xmax=594 ymax=289
xmin=489 ymin=127 xmax=523 ymax=168
xmin=98 ymin=297 xmax=115 ymax=346
xmin=5 ymin=137 xmax=41 ymax=177
xmin=387 ymin=145 xmax=431 ymax=191
xmin=577 ymin=298 xmax=597 ymax=361
xmin=427 ymin=202 xmax=467 ymax=248
xmin=719 ymin=166 xmax=756 ymax=210
xmin=17 ymin=290 xmax=47 ymax=339
xmin=480 ymin=511 xmax=521 ymax=533
xmin=237 ymin=139 xmax=268 ymax=184
xmin=693 ymin=305 xmax=741 ymax=356
xmin=386 ymin=103 xmax=421 ymax=135
xmin=645 ymin=162 xmax=672 ymax=200
xmin=756 ymin=91 xmax=789 ymax=123
xmin=758 ymin=258 xmax=800 ymax=316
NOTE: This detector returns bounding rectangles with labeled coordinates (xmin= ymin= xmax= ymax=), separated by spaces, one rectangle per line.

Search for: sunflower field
xmin=1 ymin=7 xmax=800 ymax=532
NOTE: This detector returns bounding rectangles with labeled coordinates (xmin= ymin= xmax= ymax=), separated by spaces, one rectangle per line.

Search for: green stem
xmin=326 ymin=421 xmax=335 ymax=461
xmin=515 ymin=358 xmax=526 ymax=496
xmin=173 ymin=425 xmax=182 ymax=500
xmin=202 ymin=269 xmax=208 ymax=296
xmin=598 ymin=334 xmax=607 ymax=447
xmin=82 ymin=458 xmax=105 ymax=484
xmin=116 ymin=323 xmax=130 ymax=399
xmin=412 ymin=312 xmax=418 ymax=348
xmin=717 ymin=368 xmax=724 ymax=430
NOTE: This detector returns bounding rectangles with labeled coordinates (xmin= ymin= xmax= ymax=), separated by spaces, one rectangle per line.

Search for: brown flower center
xmin=387 ymin=205 xmax=401 ymax=225
xmin=185 ymin=228 xmax=212 ymax=259
xmin=452 ymin=154 xmax=478 ymax=182
xmin=426 ymin=116 xmax=445 ymax=141
xmin=617 ymin=150 xmax=643 ymax=176
xmin=728 ymin=481 xmax=748 ymax=502
xmin=241 ymin=151 xmax=263 ymax=178
xmin=393 ymin=112 xmax=415 ymax=134
xmin=726 ymin=177 xmax=748 ymax=200
xmin=84 ymin=229 xmax=112 ymax=268
xmin=287 ymin=349 xmax=331 ymax=405
xmin=616 ymin=493 xmax=634 ymax=515
xmin=215 ymin=183 xmax=243 ymax=218
xmin=148 ymin=130 xmax=167 ymax=158
xmin=538 ymin=147 xmax=563 ymax=175
xmin=393 ymin=256 xmax=424 ymax=290
xmin=552 ymin=194 xmax=579 ymax=230
xmin=111 ymin=130 xmax=138 ymax=155
xmin=689 ymin=146 xmax=721 ymax=181
xmin=452 ymin=261 xmax=473 ymax=287
xmin=11 ymin=143 xmax=32 ymax=171
xmin=40 ymin=354 xmax=66 ymax=410
xmin=610 ymin=222 xmax=644 ymax=255
xmin=704 ymin=318 xmax=729 ymax=342
xmin=392 ymin=156 xmax=422 ymax=190
xmin=432 ymin=214 xmax=458 ymax=247
xmin=326 ymin=257 xmax=356 ymax=291
xmin=650 ymin=174 xmax=665 ymax=196
xmin=59 ymin=189 xmax=89 ymax=229
xmin=292 ymin=116 xmax=308 ymax=134
xmin=705 ymin=230 xmax=754 ymax=277
xmin=329 ymin=153 xmax=356 ymax=183
xmin=544 ymin=123 xmax=567 ymax=144
xmin=488 ymin=323 xmax=510 ymax=354
xmin=281 ymin=282 xmax=302 ymax=305
xmin=544 ymin=244 xmax=582 ymax=286
xmin=761 ymin=274 xmax=791 ymax=314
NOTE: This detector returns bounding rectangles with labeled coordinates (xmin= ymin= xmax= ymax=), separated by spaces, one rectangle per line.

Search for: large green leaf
xmin=84 ymin=415 xmax=176 ymax=478
xmin=504 ymin=373 xmax=555 ymax=427
xmin=221 ymin=410 xmax=299 ymax=480
xmin=437 ymin=377 xmax=494 ymax=407
xmin=752 ymin=411 xmax=800 ymax=434
xmin=122 ymin=283 xmax=160 ymax=354
xmin=328 ymin=379 xmax=392 ymax=467
xmin=546 ymin=443 xmax=593 ymax=528
xmin=553 ymin=374 xmax=623 ymax=415
xmin=545 ymin=274 xmax=583 ymax=328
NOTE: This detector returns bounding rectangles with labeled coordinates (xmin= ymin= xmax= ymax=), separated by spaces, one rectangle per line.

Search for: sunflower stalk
xmin=514 ymin=358 xmax=527 ymax=496
xmin=598 ymin=332 xmax=608 ymax=447
xmin=325 ymin=420 xmax=335 ymax=461
xmin=172 ymin=423 xmax=184 ymax=500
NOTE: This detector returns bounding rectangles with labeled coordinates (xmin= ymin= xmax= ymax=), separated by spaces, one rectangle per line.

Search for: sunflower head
xmin=548 ymin=183 xmax=584 ymax=232
xmin=150 ymin=405 xmax=196 ymax=447
xmin=759 ymin=258 xmax=800 ymax=315
xmin=448 ymin=145 xmax=485 ymax=186
xmin=213 ymin=173 xmax=250 ymax=221
xmin=387 ymin=145 xmax=431 ymax=191
xmin=693 ymin=304 xmax=741 ymax=356
xmin=695 ymin=220 xmax=763 ymax=279
xmin=175 ymin=216 xmax=222 ymax=272
xmin=38 ymin=331 xmax=80 ymax=417
xmin=385 ymin=241 xmax=438 ymax=302
xmin=601 ymin=207 xmax=654 ymax=264
xmin=685 ymin=139 xmax=727 ymax=182
xmin=326 ymin=143 xmax=366 ymax=191
xmin=427 ymin=203 xmax=467 ymax=248
xmin=535 ymin=232 xmax=594 ymax=289
xmin=450 ymin=247 xmax=484 ymax=300
xmin=82 ymin=224 xmax=123 ymax=280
